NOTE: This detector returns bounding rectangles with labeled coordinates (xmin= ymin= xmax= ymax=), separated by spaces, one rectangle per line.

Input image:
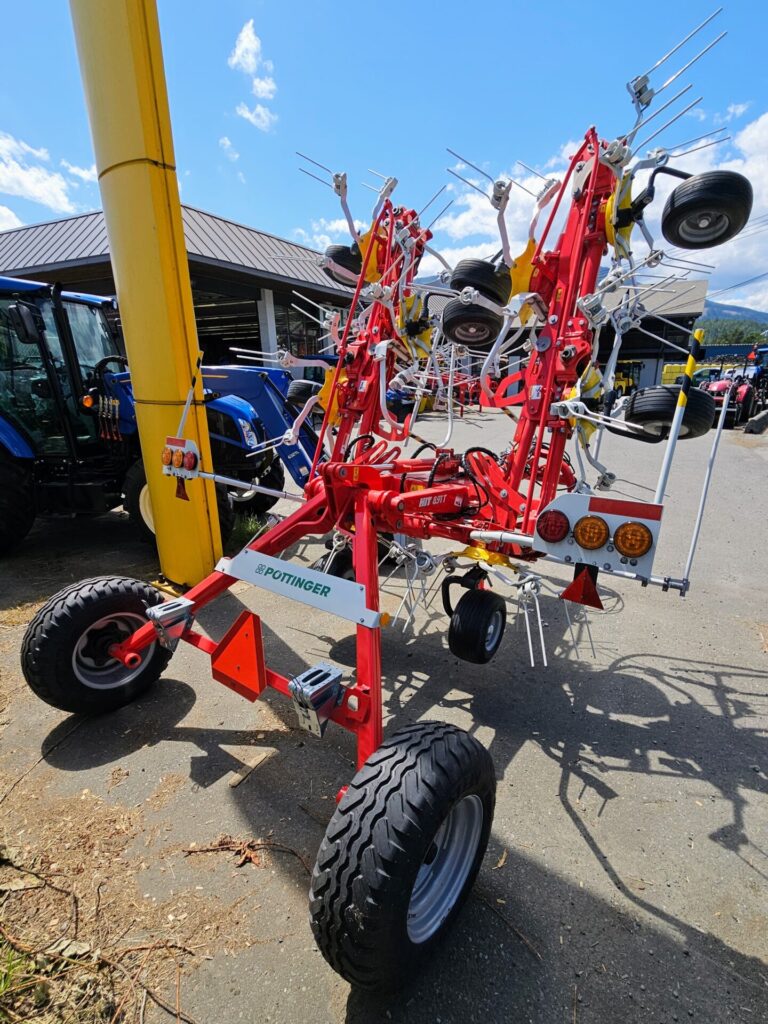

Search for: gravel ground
xmin=0 ymin=410 xmax=766 ymax=1024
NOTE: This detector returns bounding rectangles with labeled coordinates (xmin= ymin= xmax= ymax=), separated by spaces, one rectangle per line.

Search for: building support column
xmin=69 ymin=0 xmax=221 ymax=585
xmin=257 ymin=288 xmax=278 ymax=358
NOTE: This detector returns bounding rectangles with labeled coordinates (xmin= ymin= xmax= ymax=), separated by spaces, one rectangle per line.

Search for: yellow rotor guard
xmin=510 ymin=238 xmax=536 ymax=325
xmin=605 ymin=176 xmax=634 ymax=253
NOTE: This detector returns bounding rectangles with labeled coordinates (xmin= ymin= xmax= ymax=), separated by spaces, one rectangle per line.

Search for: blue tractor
xmin=0 ymin=275 xmax=322 ymax=554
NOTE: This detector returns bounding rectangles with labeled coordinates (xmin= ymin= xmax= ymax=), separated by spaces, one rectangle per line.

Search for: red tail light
xmin=536 ymin=509 xmax=570 ymax=543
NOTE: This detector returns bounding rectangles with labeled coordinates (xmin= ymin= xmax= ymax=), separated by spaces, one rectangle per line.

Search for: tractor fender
xmin=0 ymin=418 xmax=35 ymax=459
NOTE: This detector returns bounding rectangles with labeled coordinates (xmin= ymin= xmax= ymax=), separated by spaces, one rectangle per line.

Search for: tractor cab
xmin=0 ymin=276 xmax=124 ymax=462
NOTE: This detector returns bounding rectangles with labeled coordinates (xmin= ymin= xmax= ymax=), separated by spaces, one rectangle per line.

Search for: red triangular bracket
xmin=211 ymin=611 xmax=267 ymax=701
xmin=559 ymin=568 xmax=604 ymax=610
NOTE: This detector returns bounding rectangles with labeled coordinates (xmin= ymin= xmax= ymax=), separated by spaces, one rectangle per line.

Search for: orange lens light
xmin=171 ymin=449 xmax=184 ymax=468
xmin=614 ymin=521 xmax=653 ymax=558
xmin=81 ymin=394 xmax=95 ymax=409
xmin=573 ymin=515 xmax=610 ymax=550
xmin=161 ymin=447 xmax=172 ymax=466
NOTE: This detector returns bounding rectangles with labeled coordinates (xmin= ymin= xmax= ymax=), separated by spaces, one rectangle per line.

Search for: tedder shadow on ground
xmin=39 ymin=579 xmax=768 ymax=1022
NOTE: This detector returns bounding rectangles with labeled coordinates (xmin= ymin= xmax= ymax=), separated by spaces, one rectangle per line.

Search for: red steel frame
xmin=110 ymin=133 xmax=618 ymax=775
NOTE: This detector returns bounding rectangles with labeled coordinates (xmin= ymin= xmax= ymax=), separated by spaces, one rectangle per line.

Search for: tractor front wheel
xmin=0 ymin=452 xmax=35 ymax=555
xmin=309 ymin=721 xmax=495 ymax=989
xmin=20 ymin=576 xmax=172 ymax=714
xmin=123 ymin=460 xmax=235 ymax=544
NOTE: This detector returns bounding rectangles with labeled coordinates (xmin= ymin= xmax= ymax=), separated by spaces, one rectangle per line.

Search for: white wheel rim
xmin=407 ymin=794 xmax=484 ymax=944
xmin=72 ymin=612 xmax=155 ymax=690
xmin=139 ymin=484 xmax=155 ymax=534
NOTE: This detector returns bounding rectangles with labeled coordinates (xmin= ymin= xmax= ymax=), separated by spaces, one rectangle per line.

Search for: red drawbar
xmin=211 ymin=611 xmax=267 ymax=701
xmin=588 ymin=497 xmax=663 ymax=521
xmin=559 ymin=568 xmax=604 ymax=610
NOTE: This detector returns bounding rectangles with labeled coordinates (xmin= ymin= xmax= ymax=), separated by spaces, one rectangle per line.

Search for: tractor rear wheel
xmin=231 ymin=458 xmax=286 ymax=516
xmin=0 ymin=452 xmax=35 ymax=555
xmin=309 ymin=721 xmax=495 ymax=989
xmin=20 ymin=576 xmax=171 ymax=714
xmin=123 ymin=460 xmax=235 ymax=544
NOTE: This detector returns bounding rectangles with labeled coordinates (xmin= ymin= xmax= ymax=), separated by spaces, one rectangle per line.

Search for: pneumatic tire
xmin=450 ymin=259 xmax=512 ymax=305
xmin=0 ymin=451 xmax=35 ymax=555
xmin=448 ymin=588 xmax=506 ymax=664
xmin=624 ymin=385 xmax=715 ymax=440
xmin=286 ymin=378 xmax=322 ymax=406
xmin=309 ymin=721 xmax=495 ymax=990
xmin=441 ymin=297 xmax=504 ymax=348
xmin=232 ymin=458 xmax=286 ymax=516
xmin=661 ymin=171 xmax=752 ymax=250
xmin=123 ymin=460 xmax=235 ymax=544
xmin=310 ymin=546 xmax=354 ymax=580
xmin=322 ymin=242 xmax=363 ymax=285
xmin=20 ymin=576 xmax=171 ymax=714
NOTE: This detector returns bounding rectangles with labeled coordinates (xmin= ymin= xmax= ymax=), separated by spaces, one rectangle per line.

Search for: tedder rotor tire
xmin=441 ymin=297 xmax=504 ymax=348
xmin=0 ymin=451 xmax=35 ymax=555
xmin=309 ymin=721 xmax=495 ymax=990
xmin=661 ymin=171 xmax=753 ymax=250
xmin=624 ymin=386 xmax=715 ymax=440
xmin=310 ymin=547 xmax=355 ymax=580
xmin=450 ymin=259 xmax=512 ymax=306
xmin=448 ymin=588 xmax=507 ymax=664
xmin=20 ymin=576 xmax=171 ymax=715
xmin=286 ymin=378 xmax=322 ymax=406
xmin=322 ymin=242 xmax=363 ymax=285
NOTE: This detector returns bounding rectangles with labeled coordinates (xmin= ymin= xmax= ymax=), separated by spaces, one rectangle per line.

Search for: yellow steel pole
xmin=69 ymin=0 xmax=221 ymax=585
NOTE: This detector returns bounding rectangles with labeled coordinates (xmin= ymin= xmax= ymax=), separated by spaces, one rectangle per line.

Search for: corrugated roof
xmin=0 ymin=205 xmax=348 ymax=298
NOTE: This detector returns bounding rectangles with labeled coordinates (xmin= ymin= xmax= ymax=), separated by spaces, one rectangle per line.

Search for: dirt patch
xmin=145 ymin=773 xmax=188 ymax=811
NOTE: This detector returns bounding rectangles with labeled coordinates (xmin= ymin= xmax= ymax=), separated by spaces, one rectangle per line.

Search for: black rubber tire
xmin=310 ymin=546 xmax=354 ymax=580
xmin=661 ymin=171 xmax=753 ymax=250
xmin=233 ymin=458 xmax=286 ymax=516
xmin=624 ymin=386 xmax=715 ymax=440
xmin=441 ymin=297 xmax=504 ymax=348
xmin=322 ymin=242 xmax=362 ymax=285
xmin=724 ymin=406 xmax=737 ymax=430
xmin=309 ymin=721 xmax=495 ymax=990
xmin=20 ymin=576 xmax=172 ymax=714
xmin=450 ymin=259 xmax=511 ymax=305
xmin=448 ymin=588 xmax=507 ymax=664
xmin=123 ymin=460 xmax=235 ymax=544
xmin=286 ymin=378 xmax=322 ymax=406
xmin=0 ymin=452 xmax=35 ymax=555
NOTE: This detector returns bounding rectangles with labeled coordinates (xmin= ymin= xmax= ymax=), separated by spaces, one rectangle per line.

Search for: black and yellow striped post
xmin=653 ymin=328 xmax=705 ymax=504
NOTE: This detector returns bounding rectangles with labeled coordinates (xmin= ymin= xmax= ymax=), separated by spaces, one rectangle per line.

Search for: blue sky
xmin=1 ymin=1 xmax=766 ymax=307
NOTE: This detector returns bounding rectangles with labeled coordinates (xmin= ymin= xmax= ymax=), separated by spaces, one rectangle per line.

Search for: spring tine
xmin=447 ymin=167 xmax=489 ymax=200
xmin=516 ymin=159 xmax=548 ymax=181
xmin=361 ymin=182 xmax=379 ymax=193
xmin=367 ymin=168 xmax=389 ymax=180
xmin=564 ymin=600 xmax=579 ymax=657
xmin=666 ymin=125 xmax=728 ymax=152
xmin=534 ymin=592 xmax=548 ymax=668
xmin=424 ymin=198 xmax=454 ymax=232
xmin=670 ymin=136 xmax=730 ymax=158
xmin=633 ymin=94 xmax=703 ymax=151
xmin=661 ymin=254 xmax=716 ymax=269
xmin=296 ymin=151 xmax=334 ymax=175
xmin=624 ymin=83 xmax=693 ymax=141
xmin=298 ymin=167 xmax=333 ymax=189
xmin=656 ymin=32 xmax=727 ymax=96
xmin=509 ymin=177 xmax=537 ymax=198
xmin=521 ymin=599 xmax=535 ymax=667
xmin=638 ymin=7 xmax=722 ymax=80
xmin=417 ymin=183 xmax=447 ymax=218
xmin=446 ymin=148 xmax=495 ymax=184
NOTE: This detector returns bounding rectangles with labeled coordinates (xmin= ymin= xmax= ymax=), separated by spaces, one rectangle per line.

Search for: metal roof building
xmin=0 ymin=206 xmax=350 ymax=362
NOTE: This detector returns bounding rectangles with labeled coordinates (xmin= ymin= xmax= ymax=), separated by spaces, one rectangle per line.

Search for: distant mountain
xmin=700 ymin=298 xmax=768 ymax=324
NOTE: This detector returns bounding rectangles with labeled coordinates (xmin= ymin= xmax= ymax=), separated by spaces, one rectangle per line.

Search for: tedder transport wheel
xmin=309 ymin=721 xmax=495 ymax=989
xmin=0 ymin=451 xmax=35 ymax=555
xmin=123 ymin=460 xmax=235 ymax=544
xmin=624 ymin=386 xmax=715 ymax=440
xmin=20 ymin=576 xmax=171 ymax=714
xmin=448 ymin=588 xmax=507 ymax=664
xmin=661 ymin=171 xmax=753 ymax=250
xmin=441 ymin=297 xmax=504 ymax=348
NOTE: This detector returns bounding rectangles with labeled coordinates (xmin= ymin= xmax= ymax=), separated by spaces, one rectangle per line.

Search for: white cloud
xmin=219 ymin=136 xmax=239 ymax=161
xmin=228 ymin=21 xmax=278 ymax=130
xmin=714 ymin=101 xmax=751 ymax=126
xmin=61 ymin=159 xmax=97 ymax=183
xmin=236 ymin=102 xmax=277 ymax=133
xmin=0 ymin=131 xmax=74 ymax=213
xmin=228 ymin=19 xmax=262 ymax=74
xmin=293 ymin=216 xmax=367 ymax=251
xmin=0 ymin=205 xmax=22 ymax=230
xmin=237 ymin=171 xmax=246 ymax=185
xmin=252 ymin=76 xmax=277 ymax=100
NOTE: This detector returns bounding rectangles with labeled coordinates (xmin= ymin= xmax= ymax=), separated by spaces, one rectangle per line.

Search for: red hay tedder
xmin=20 ymin=11 xmax=754 ymax=989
